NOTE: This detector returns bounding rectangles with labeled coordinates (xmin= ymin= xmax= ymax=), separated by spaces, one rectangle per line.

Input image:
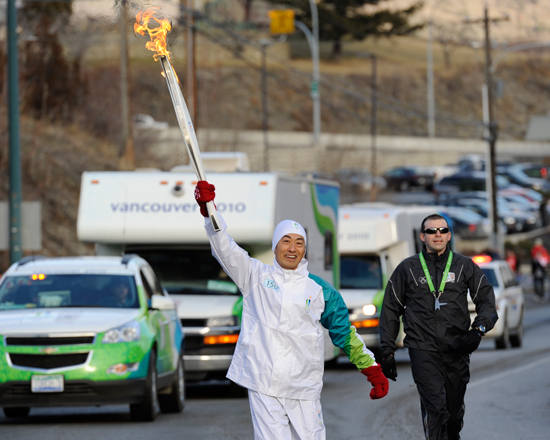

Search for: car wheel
xmin=495 ymin=313 xmax=509 ymax=350
xmin=159 ymin=356 xmax=185 ymax=413
xmin=509 ymin=308 xmax=524 ymax=348
xmin=3 ymin=407 xmax=30 ymax=418
xmin=130 ymin=351 xmax=159 ymax=422
xmin=399 ymin=181 xmax=410 ymax=192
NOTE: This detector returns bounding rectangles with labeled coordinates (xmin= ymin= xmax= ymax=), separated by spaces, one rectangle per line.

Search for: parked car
xmin=434 ymin=171 xmax=511 ymax=195
xmin=499 ymin=186 xmax=543 ymax=204
xmin=441 ymin=197 xmax=535 ymax=234
xmin=498 ymin=163 xmax=550 ymax=193
xmin=512 ymin=163 xmax=550 ymax=180
xmin=333 ymin=168 xmax=387 ymax=193
xmin=439 ymin=190 xmax=541 ymax=220
xmin=498 ymin=191 xmax=540 ymax=213
xmin=0 ymin=254 xmax=185 ymax=421
xmin=439 ymin=206 xmax=493 ymax=240
xmin=469 ymin=255 xmax=524 ymax=349
xmin=383 ymin=166 xmax=435 ymax=192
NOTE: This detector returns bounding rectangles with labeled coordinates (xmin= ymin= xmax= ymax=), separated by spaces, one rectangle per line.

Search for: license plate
xmin=31 ymin=375 xmax=64 ymax=393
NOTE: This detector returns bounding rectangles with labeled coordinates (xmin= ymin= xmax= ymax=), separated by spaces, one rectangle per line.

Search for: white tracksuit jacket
xmin=205 ymin=215 xmax=376 ymax=401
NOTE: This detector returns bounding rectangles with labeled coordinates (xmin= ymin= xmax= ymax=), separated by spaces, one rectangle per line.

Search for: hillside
xmin=0 ymin=115 xmax=120 ymax=271
xmin=2 ymin=20 xmax=550 ymax=271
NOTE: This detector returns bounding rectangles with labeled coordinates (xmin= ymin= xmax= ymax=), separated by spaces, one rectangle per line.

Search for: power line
xmin=177 ymin=4 xmax=483 ymax=130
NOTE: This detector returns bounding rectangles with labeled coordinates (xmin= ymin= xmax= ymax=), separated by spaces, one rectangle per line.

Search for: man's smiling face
xmin=274 ymin=233 xmax=306 ymax=270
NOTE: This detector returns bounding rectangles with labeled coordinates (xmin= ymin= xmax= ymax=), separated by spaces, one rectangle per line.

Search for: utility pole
xmin=119 ymin=0 xmax=135 ymax=170
xmin=260 ymin=40 xmax=270 ymax=172
xmin=369 ymin=54 xmax=378 ymax=202
xmin=427 ymin=19 xmax=435 ymax=138
xmin=307 ymin=0 xmax=321 ymax=146
xmin=186 ymin=0 xmax=198 ymax=124
xmin=7 ymin=0 xmax=23 ymax=263
xmin=483 ymin=6 xmax=499 ymax=254
xmin=465 ymin=6 xmax=508 ymax=255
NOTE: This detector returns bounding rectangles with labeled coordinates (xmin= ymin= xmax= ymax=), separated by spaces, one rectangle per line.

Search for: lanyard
xmin=419 ymin=250 xmax=453 ymax=311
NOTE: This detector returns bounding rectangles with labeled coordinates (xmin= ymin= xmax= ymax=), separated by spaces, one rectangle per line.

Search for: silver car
xmin=468 ymin=256 xmax=525 ymax=349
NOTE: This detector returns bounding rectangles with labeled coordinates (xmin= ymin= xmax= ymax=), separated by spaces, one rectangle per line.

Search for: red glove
xmin=361 ymin=364 xmax=389 ymax=400
xmin=194 ymin=181 xmax=216 ymax=217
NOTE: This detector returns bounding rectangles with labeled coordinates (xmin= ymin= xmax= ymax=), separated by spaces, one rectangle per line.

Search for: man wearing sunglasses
xmin=379 ymin=214 xmax=498 ymax=440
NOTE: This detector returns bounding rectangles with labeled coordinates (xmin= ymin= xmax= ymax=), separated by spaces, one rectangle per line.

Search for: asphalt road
xmin=2 ymin=290 xmax=549 ymax=439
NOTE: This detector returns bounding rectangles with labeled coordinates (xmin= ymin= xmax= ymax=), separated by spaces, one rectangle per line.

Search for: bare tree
xmin=433 ymin=22 xmax=474 ymax=69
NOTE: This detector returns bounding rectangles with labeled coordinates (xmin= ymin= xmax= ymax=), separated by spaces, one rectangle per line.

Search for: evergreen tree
xmin=268 ymin=0 xmax=424 ymax=59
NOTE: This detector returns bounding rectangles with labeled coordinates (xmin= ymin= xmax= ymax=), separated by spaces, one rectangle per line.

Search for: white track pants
xmin=248 ymin=390 xmax=326 ymax=440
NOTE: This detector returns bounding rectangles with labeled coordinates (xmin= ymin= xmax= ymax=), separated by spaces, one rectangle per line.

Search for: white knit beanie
xmin=272 ymin=220 xmax=307 ymax=252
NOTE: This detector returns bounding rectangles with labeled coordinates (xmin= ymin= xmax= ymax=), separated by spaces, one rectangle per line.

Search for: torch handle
xmin=159 ymin=56 xmax=220 ymax=231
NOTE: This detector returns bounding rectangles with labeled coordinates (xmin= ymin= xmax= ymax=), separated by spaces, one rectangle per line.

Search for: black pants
xmin=533 ymin=276 xmax=545 ymax=298
xmin=409 ymin=348 xmax=470 ymax=440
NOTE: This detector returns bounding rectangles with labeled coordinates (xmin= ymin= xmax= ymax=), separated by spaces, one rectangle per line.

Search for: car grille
xmin=5 ymin=336 xmax=95 ymax=346
xmin=184 ymin=335 xmax=204 ymax=348
xmin=180 ymin=318 xmax=207 ymax=327
xmin=183 ymin=335 xmax=236 ymax=355
xmin=2 ymin=382 xmax=95 ymax=397
xmin=9 ymin=353 xmax=89 ymax=370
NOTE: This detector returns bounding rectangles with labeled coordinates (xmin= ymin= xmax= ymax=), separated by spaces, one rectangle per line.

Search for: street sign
xmin=0 ymin=202 xmax=42 ymax=250
xmin=269 ymin=10 xmax=295 ymax=35
xmin=310 ymin=81 xmax=319 ymax=98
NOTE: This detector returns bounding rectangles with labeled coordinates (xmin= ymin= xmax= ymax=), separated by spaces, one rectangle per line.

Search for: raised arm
xmin=194 ymin=181 xmax=254 ymax=294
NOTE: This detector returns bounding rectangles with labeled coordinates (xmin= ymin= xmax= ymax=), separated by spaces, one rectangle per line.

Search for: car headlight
xmin=362 ymin=304 xmax=377 ymax=316
xmin=102 ymin=320 xmax=141 ymax=343
xmin=206 ymin=316 xmax=239 ymax=327
xmin=352 ymin=304 xmax=377 ymax=317
xmin=503 ymin=216 xmax=516 ymax=225
xmin=526 ymin=216 xmax=536 ymax=224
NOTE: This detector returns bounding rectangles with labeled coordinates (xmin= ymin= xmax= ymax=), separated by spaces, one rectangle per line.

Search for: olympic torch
xmin=135 ymin=8 xmax=220 ymax=231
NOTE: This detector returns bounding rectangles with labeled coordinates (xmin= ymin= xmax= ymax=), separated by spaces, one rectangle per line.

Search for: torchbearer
xmin=134 ymin=7 xmax=220 ymax=230
xmin=194 ymin=180 xmax=389 ymax=439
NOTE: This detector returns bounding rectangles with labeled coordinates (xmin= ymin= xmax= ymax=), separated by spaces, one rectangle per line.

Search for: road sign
xmin=0 ymin=202 xmax=41 ymax=250
xmin=269 ymin=10 xmax=295 ymax=35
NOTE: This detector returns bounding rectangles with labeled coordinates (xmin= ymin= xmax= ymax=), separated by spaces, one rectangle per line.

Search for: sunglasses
xmin=423 ymin=227 xmax=450 ymax=235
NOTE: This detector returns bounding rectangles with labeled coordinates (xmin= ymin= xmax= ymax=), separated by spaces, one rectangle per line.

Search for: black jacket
xmin=379 ymin=246 xmax=498 ymax=354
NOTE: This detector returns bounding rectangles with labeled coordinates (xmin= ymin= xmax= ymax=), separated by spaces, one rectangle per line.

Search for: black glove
xmin=459 ymin=328 xmax=482 ymax=354
xmin=380 ymin=352 xmax=397 ymax=381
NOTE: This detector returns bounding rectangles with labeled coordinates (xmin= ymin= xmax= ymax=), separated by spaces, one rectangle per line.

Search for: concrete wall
xmin=150 ymin=128 xmax=550 ymax=175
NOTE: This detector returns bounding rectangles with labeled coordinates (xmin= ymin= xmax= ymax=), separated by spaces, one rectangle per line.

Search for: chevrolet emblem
xmin=40 ymin=347 xmax=58 ymax=354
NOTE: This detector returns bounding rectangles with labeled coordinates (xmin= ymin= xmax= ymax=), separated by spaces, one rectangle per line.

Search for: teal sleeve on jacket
xmin=309 ymin=274 xmax=376 ymax=371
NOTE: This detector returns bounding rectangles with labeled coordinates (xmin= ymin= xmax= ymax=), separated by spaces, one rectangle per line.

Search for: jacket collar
xmin=421 ymin=245 xmax=450 ymax=263
xmin=273 ymin=257 xmax=310 ymax=278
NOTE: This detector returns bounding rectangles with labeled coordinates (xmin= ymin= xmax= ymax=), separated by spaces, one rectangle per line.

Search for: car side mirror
xmin=150 ymin=295 xmax=176 ymax=311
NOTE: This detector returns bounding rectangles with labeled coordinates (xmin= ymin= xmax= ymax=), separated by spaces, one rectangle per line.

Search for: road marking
xmin=469 ymin=356 xmax=550 ymax=388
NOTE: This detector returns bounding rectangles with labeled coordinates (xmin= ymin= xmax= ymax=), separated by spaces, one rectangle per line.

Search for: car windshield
xmin=340 ymin=255 xmax=383 ymax=289
xmin=480 ymin=268 xmax=498 ymax=288
xmin=132 ymin=249 xmax=240 ymax=296
xmin=444 ymin=208 xmax=484 ymax=222
xmin=506 ymin=167 xmax=533 ymax=183
xmin=0 ymin=274 xmax=139 ymax=310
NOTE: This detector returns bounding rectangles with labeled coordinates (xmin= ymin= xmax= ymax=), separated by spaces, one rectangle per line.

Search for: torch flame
xmin=134 ymin=7 xmax=172 ymax=61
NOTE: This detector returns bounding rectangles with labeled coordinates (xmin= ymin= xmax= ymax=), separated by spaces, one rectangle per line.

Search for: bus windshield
xmin=131 ymin=248 xmax=240 ymax=296
xmin=340 ymin=255 xmax=383 ymax=290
